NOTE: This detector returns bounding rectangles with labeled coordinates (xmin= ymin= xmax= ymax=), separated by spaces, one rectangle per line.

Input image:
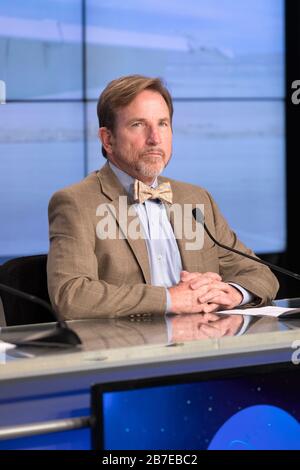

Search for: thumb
xmin=180 ymin=270 xmax=189 ymax=277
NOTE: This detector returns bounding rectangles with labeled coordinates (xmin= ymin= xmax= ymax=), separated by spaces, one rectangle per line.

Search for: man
xmin=47 ymin=75 xmax=279 ymax=320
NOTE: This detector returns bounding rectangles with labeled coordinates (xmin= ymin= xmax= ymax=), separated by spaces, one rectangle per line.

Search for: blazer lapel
xmin=97 ymin=163 xmax=152 ymax=284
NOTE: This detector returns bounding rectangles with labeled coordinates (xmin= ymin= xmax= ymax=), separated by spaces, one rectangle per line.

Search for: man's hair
xmin=97 ymin=75 xmax=173 ymax=158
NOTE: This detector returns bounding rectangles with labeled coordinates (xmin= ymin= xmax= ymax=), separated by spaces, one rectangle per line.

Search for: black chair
xmin=0 ymin=255 xmax=56 ymax=326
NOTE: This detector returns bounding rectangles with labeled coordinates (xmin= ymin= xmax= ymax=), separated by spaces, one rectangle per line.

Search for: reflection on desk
xmin=0 ymin=299 xmax=299 ymax=383
xmin=69 ymin=312 xmax=247 ymax=350
xmin=167 ymin=312 xmax=244 ymax=342
xmin=0 ymin=313 xmax=241 ymax=355
xmin=1 ymin=301 xmax=300 ymax=356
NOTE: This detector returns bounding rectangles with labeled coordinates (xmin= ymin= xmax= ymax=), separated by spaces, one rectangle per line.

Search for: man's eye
xmin=132 ymin=122 xmax=142 ymax=127
xmin=159 ymin=121 xmax=168 ymax=127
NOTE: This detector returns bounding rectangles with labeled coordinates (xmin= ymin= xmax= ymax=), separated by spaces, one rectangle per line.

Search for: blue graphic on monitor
xmin=99 ymin=372 xmax=300 ymax=451
xmin=209 ymin=405 xmax=300 ymax=450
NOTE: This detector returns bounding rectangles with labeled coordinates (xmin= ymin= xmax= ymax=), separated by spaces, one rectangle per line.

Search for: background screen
xmin=0 ymin=0 xmax=285 ymax=260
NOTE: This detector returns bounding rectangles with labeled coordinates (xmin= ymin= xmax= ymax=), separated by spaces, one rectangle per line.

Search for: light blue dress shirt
xmin=108 ymin=162 xmax=253 ymax=324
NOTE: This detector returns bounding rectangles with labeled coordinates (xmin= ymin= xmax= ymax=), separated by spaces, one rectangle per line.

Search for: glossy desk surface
xmin=1 ymin=299 xmax=300 ymax=383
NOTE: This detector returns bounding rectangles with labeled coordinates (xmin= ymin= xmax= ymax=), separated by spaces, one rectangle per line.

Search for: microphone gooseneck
xmin=192 ymin=207 xmax=300 ymax=282
xmin=0 ymin=282 xmax=81 ymax=348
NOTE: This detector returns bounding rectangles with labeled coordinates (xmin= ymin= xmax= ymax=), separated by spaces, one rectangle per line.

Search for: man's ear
xmin=99 ymin=127 xmax=114 ymax=156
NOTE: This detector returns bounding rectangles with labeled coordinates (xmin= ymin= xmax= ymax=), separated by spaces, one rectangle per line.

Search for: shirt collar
xmin=108 ymin=161 xmax=158 ymax=194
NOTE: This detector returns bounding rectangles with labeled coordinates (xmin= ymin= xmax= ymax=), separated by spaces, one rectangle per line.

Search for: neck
xmin=108 ymin=160 xmax=157 ymax=186
xmin=137 ymin=175 xmax=156 ymax=186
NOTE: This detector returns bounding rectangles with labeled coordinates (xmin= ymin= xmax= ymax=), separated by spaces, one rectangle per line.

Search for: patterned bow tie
xmin=133 ymin=180 xmax=173 ymax=204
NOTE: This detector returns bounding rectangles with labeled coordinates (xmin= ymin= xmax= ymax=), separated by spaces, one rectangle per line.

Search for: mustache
xmin=141 ymin=148 xmax=165 ymax=156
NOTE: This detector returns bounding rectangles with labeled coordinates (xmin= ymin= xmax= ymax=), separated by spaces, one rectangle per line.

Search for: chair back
xmin=0 ymin=255 xmax=56 ymax=326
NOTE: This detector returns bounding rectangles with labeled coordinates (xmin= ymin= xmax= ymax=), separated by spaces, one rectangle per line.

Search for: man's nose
xmin=146 ymin=126 xmax=161 ymax=145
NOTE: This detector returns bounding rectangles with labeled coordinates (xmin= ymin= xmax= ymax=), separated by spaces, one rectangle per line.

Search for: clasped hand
xmin=168 ymin=270 xmax=243 ymax=314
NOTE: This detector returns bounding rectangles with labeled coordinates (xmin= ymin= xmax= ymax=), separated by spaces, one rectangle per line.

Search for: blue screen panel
xmin=0 ymin=0 xmax=286 ymax=259
xmin=0 ymin=102 xmax=85 ymax=257
xmin=98 ymin=369 xmax=300 ymax=450
xmin=86 ymin=0 xmax=284 ymax=99
xmin=168 ymin=100 xmax=286 ymax=253
xmin=0 ymin=0 xmax=83 ymax=100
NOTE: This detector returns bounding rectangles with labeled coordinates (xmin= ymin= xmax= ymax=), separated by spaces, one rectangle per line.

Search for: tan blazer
xmin=47 ymin=163 xmax=279 ymax=319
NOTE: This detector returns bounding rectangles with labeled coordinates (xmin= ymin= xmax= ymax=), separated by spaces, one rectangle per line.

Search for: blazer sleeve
xmin=47 ymin=191 xmax=167 ymax=320
xmin=205 ymin=191 xmax=279 ymax=306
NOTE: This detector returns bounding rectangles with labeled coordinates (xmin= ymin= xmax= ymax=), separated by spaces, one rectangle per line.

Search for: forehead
xmin=116 ymin=89 xmax=170 ymax=122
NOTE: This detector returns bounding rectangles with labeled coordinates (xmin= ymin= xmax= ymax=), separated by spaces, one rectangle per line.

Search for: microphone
xmin=192 ymin=207 xmax=300 ymax=281
xmin=0 ymin=282 xmax=81 ymax=348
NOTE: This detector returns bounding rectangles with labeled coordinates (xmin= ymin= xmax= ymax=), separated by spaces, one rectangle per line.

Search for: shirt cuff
xmin=228 ymin=282 xmax=254 ymax=306
xmin=165 ymin=288 xmax=172 ymax=314
xmin=228 ymin=283 xmax=254 ymax=335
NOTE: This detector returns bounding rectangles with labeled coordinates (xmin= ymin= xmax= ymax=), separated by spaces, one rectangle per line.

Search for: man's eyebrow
xmin=127 ymin=118 xmax=147 ymax=124
xmin=127 ymin=117 xmax=170 ymax=124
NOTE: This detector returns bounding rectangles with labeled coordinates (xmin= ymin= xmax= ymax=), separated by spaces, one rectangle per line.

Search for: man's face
xmin=101 ymin=89 xmax=172 ymax=184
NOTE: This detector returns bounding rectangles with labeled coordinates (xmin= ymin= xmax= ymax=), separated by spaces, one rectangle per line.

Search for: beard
xmin=110 ymin=145 xmax=171 ymax=181
xmin=135 ymin=150 xmax=171 ymax=178
xmin=136 ymin=154 xmax=165 ymax=178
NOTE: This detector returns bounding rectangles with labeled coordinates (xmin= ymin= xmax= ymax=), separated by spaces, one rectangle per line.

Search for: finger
xmin=192 ymin=279 xmax=227 ymax=291
xmin=187 ymin=302 xmax=217 ymax=315
xmin=180 ymin=271 xmax=198 ymax=282
xmin=199 ymin=323 xmax=223 ymax=338
xmin=198 ymin=302 xmax=220 ymax=314
xmin=200 ymin=291 xmax=233 ymax=307
xmin=198 ymin=283 xmax=231 ymax=301
xmin=204 ymin=272 xmax=222 ymax=282
xmin=189 ymin=278 xmax=215 ymax=290
xmin=188 ymin=284 xmax=213 ymax=301
xmin=180 ymin=270 xmax=189 ymax=277
xmin=190 ymin=278 xmax=227 ymax=291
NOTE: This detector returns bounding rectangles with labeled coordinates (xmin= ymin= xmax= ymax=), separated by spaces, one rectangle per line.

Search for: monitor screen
xmin=91 ymin=363 xmax=300 ymax=450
